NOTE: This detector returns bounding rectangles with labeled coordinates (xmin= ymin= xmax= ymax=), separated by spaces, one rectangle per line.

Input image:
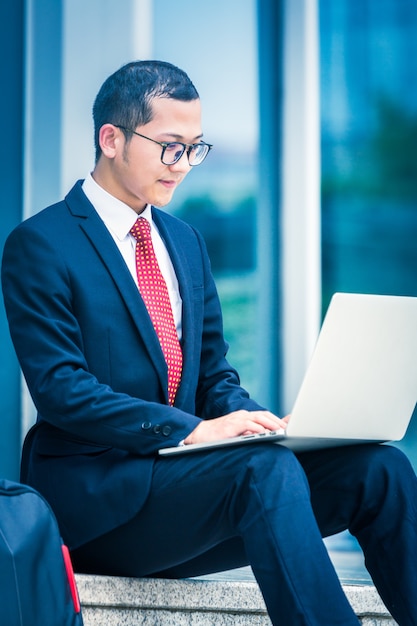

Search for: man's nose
xmin=169 ymin=150 xmax=193 ymax=172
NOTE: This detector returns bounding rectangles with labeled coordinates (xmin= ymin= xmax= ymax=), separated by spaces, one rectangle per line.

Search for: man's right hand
xmin=183 ymin=410 xmax=289 ymax=445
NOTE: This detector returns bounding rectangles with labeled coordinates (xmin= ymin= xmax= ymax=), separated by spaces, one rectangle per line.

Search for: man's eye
xmin=165 ymin=143 xmax=183 ymax=153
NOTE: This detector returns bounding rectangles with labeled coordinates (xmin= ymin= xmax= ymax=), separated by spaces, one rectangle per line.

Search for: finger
xmin=249 ymin=411 xmax=287 ymax=431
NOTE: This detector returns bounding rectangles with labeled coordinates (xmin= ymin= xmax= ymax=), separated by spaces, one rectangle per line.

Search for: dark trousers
xmin=72 ymin=443 xmax=417 ymax=626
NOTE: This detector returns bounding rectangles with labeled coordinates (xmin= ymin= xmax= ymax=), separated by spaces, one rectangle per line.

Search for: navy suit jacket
xmin=1 ymin=181 xmax=262 ymax=548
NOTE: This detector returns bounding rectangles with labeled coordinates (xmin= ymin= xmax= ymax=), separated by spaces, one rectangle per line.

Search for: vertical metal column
xmin=257 ymin=0 xmax=285 ymax=412
xmin=0 ymin=0 xmax=25 ymax=479
xmin=257 ymin=0 xmax=321 ymax=414
xmin=280 ymin=0 xmax=321 ymax=412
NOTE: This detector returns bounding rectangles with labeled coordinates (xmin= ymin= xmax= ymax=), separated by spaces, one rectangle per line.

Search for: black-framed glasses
xmin=115 ymin=125 xmax=213 ymax=166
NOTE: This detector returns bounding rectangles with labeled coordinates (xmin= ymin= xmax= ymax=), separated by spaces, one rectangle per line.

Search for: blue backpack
xmin=0 ymin=479 xmax=83 ymax=626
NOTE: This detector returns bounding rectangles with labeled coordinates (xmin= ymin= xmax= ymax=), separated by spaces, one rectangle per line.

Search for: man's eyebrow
xmin=162 ymin=132 xmax=204 ymax=142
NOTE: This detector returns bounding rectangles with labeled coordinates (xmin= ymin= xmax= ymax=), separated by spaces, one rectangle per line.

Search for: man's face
xmin=99 ymin=97 xmax=203 ymax=213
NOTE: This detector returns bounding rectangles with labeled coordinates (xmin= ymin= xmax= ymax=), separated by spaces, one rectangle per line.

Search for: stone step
xmin=75 ymin=574 xmax=397 ymax=625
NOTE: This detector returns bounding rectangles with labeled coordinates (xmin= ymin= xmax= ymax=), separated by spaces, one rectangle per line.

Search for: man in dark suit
xmin=2 ymin=60 xmax=417 ymax=625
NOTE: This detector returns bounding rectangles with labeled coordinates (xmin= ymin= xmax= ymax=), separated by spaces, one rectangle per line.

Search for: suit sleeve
xmin=1 ymin=219 xmax=201 ymax=455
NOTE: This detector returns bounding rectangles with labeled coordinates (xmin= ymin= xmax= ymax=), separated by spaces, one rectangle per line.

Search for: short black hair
xmin=92 ymin=60 xmax=199 ymax=162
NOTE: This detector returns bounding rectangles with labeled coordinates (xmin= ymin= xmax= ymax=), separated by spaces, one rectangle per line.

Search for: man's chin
xmin=154 ymin=191 xmax=177 ymax=208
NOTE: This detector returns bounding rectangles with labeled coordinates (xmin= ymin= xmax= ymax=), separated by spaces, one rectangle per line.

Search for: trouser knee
xmin=345 ymin=445 xmax=417 ymax=537
xmin=232 ymin=444 xmax=311 ymax=514
xmin=360 ymin=444 xmax=415 ymax=491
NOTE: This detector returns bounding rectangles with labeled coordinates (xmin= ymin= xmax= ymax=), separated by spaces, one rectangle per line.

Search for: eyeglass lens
xmin=162 ymin=142 xmax=210 ymax=166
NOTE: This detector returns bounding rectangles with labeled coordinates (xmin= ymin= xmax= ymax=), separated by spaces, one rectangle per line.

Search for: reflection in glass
xmin=320 ymin=0 xmax=417 ymax=470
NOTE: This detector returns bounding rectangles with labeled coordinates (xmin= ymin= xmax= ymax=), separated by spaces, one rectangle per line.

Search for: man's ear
xmin=99 ymin=124 xmax=121 ymax=159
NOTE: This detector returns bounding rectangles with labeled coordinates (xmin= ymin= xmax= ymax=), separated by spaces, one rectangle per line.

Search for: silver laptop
xmin=159 ymin=293 xmax=417 ymax=456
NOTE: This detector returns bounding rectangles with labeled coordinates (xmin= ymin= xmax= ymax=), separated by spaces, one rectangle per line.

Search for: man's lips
xmin=159 ymin=179 xmax=179 ymax=189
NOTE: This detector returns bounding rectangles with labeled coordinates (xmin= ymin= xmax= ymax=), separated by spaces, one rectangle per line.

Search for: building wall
xmin=0 ymin=0 xmax=25 ymax=479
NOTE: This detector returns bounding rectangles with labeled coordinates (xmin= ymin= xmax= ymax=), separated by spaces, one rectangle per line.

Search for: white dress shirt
xmin=82 ymin=174 xmax=182 ymax=339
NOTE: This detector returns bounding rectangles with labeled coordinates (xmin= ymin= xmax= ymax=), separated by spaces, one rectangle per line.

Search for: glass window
xmin=320 ymin=0 xmax=417 ymax=469
xmin=153 ymin=0 xmax=260 ymax=397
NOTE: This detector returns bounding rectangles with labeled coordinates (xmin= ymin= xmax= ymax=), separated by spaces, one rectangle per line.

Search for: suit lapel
xmin=66 ymin=183 xmax=169 ymax=400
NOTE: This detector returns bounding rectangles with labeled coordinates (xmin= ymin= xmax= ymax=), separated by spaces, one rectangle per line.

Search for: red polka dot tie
xmin=130 ymin=217 xmax=183 ymax=405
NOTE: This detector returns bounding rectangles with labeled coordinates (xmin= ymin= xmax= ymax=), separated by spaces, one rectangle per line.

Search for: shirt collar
xmin=82 ymin=173 xmax=153 ymax=241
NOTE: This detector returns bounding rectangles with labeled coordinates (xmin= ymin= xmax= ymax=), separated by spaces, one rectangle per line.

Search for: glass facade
xmin=319 ymin=0 xmax=417 ymax=470
xmin=153 ymin=0 xmax=261 ymax=399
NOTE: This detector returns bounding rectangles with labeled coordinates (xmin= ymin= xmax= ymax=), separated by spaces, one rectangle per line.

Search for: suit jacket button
xmin=153 ymin=424 xmax=161 ymax=434
xmin=162 ymin=426 xmax=172 ymax=436
xmin=141 ymin=421 xmax=152 ymax=431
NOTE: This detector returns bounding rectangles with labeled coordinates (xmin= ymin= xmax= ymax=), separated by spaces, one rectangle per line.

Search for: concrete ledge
xmin=75 ymin=574 xmax=397 ymax=625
